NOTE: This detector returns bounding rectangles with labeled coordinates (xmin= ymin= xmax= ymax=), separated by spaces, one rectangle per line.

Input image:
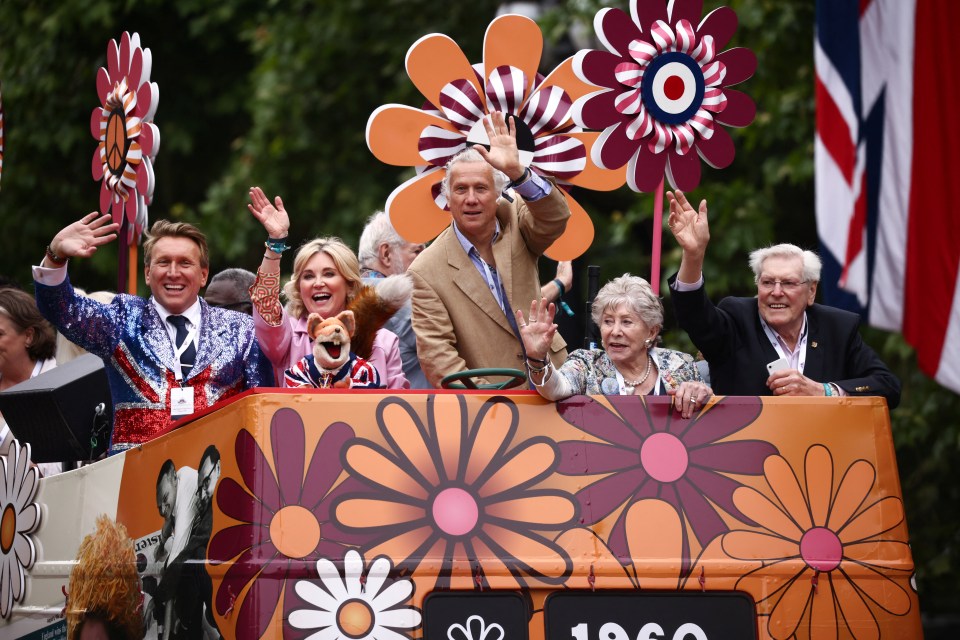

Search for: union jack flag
xmin=815 ymin=0 xmax=960 ymax=393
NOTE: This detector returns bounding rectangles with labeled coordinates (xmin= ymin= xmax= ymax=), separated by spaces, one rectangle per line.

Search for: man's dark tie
xmin=168 ymin=315 xmax=196 ymax=379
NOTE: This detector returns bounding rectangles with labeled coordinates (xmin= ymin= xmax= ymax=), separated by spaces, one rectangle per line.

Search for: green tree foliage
xmin=1 ymin=0 xmax=957 ymax=616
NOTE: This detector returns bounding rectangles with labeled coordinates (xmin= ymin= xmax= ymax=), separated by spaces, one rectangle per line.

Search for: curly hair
xmin=66 ymin=516 xmax=142 ymax=640
xmin=590 ymin=273 xmax=664 ymax=331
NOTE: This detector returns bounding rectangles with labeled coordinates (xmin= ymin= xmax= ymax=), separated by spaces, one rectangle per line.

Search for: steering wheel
xmin=440 ymin=368 xmax=528 ymax=390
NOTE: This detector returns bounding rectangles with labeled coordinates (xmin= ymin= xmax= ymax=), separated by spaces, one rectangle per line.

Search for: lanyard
xmin=172 ymin=326 xmax=197 ymax=382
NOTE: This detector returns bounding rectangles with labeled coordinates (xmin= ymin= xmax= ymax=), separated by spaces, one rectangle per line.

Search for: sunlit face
xmin=198 ymin=457 xmax=221 ymax=508
xmin=448 ymin=161 xmax=499 ymax=246
xmin=145 ymin=237 xmax=208 ymax=315
xmin=756 ymin=255 xmax=817 ymax=335
xmin=0 ymin=314 xmax=32 ymax=374
xmin=156 ymin=473 xmax=177 ymax=520
xmin=600 ymin=303 xmax=659 ymax=369
xmin=299 ymin=251 xmax=349 ymax=318
xmin=385 ymin=241 xmax=425 ymax=274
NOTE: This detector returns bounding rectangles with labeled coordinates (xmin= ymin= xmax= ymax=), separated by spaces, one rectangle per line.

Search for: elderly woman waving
xmin=517 ymin=274 xmax=712 ymax=418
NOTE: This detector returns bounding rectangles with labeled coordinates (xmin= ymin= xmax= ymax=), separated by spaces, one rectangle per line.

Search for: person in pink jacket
xmin=246 ymin=187 xmax=409 ymax=389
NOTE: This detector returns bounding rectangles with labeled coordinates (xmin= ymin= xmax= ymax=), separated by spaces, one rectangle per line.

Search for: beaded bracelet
xmin=45 ymin=244 xmax=67 ymax=265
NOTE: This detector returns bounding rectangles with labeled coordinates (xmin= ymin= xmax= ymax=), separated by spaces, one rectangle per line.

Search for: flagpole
xmin=650 ymin=177 xmax=665 ymax=295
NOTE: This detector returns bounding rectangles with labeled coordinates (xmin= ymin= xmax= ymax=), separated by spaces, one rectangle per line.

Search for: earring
xmin=643 ymin=338 xmax=653 ymax=348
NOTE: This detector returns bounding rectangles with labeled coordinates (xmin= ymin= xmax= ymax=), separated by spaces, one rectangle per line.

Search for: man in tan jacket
xmin=409 ymin=111 xmax=570 ymax=387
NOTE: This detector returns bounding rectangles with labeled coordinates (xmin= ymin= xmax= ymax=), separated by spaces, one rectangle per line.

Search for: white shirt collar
xmin=153 ymin=297 xmax=203 ymax=330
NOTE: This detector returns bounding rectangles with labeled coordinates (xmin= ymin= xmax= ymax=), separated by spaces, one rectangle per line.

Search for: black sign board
xmin=545 ymin=592 xmax=757 ymax=640
xmin=424 ymin=592 xmax=528 ymax=640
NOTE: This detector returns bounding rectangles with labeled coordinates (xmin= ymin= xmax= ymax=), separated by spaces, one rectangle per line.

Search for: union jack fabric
xmin=815 ymin=0 xmax=960 ymax=393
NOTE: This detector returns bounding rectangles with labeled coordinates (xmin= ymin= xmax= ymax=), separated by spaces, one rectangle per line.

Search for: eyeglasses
xmin=758 ymin=279 xmax=809 ymax=292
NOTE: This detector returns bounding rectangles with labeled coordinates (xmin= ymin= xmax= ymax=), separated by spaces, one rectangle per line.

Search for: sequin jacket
xmin=35 ymin=277 xmax=274 ymax=453
xmin=556 ymin=347 xmax=703 ymax=397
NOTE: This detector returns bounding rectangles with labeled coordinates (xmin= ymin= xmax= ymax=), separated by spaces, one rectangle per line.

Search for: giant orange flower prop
xmin=366 ymin=14 xmax=625 ymax=260
xmin=723 ymin=445 xmax=913 ymax=639
xmin=334 ymin=394 xmax=576 ymax=591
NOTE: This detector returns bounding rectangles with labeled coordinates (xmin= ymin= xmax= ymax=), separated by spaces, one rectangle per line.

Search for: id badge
xmin=171 ymin=386 xmax=195 ymax=419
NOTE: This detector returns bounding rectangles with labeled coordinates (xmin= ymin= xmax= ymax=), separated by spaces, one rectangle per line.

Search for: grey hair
xmin=439 ymin=147 xmax=508 ymax=198
xmin=209 ymin=268 xmax=256 ymax=303
xmin=748 ymin=244 xmax=822 ymax=283
xmin=591 ymin=273 xmax=664 ymax=331
xmin=358 ymin=211 xmax=405 ymax=269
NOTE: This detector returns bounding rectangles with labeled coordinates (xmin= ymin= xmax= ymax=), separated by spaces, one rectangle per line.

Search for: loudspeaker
xmin=0 ymin=354 xmax=113 ymax=462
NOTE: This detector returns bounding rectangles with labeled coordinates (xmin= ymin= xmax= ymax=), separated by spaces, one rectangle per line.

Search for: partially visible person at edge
xmin=408 ymin=111 xmax=570 ymax=388
xmin=517 ymin=274 xmax=712 ymax=418
xmin=247 ymin=188 xmax=410 ymax=389
xmin=204 ymin=267 xmax=255 ymax=315
xmin=34 ymin=214 xmax=274 ymax=453
xmin=666 ymin=190 xmax=901 ymax=408
xmin=0 ymin=287 xmax=62 ymax=475
xmin=358 ymin=211 xmax=429 ymax=388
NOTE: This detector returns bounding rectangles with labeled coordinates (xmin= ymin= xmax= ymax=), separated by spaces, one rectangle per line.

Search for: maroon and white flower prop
xmin=90 ymin=32 xmax=159 ymax=244
xmin=571 ymin=0 xmax=757 ymax=192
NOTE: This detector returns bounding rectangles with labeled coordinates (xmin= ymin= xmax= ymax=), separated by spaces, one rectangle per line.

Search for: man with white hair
xmin=359 ymin=211 xmax=428 ymax=388
xmin=408 ymin=112 xmax=570 ymax=388
xmin=666 ymin=190 xmax=901 ymax=408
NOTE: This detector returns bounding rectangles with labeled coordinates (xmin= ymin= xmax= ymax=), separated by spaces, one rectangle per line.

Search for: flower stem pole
xmin=650 ymin=177 xmax=665 ymax=295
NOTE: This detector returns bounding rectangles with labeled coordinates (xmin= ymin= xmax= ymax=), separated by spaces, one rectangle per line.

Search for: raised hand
xmin=515 ymin=298 xmax=558 ymax=361
xmin=475 ymin=111 xmax=524 ymax=182
xmin=50 ymin=212 xmax=119 ymax=259
xmin=666 ymin=190 xmax=710 ymax=257
xmin=248 ymin=186 xmax=290 ymax=239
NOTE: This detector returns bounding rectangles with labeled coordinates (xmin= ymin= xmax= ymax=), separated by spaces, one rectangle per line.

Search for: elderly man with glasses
xmin=665 ymin=190 xmax=900 ymax=409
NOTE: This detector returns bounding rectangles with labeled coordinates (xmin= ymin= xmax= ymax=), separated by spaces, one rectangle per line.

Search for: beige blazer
xmin=409 ymin=186 xmax=570 ymax=387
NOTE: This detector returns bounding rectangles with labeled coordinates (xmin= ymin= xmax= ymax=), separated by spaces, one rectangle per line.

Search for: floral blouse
xmin=535 ymin=347 xmax=703 ymax=400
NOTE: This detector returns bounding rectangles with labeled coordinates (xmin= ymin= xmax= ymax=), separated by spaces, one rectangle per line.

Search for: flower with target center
xmin=0 ymin=439 xmax=42 ymax=621
xmin=571 ymin=0 xmax=757 ymax=192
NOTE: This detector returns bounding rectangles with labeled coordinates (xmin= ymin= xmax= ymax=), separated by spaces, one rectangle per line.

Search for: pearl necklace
xmin=621 ymin=354 xmax=653 ymax=395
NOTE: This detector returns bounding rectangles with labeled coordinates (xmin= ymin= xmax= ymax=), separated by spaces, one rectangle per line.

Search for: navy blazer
xmin=668 ymin=275 xmax=901 ymax=409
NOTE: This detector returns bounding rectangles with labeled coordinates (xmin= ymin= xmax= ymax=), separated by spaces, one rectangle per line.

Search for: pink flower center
xmin=640 ymin=433 xmax=689 ymax=483
xmin=800 ymin=527 xmax=843 ymax=572
xmin=431 ymin=487 xmax=479 ymax=536
xmin=664 ymin=75 xmax=686 ymax=100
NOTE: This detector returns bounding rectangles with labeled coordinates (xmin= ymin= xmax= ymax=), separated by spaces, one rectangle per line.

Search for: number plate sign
xmin=424 ymin=592 xmax=529 ymax=640
xmin=545 ymin=592 xmax=756 ymax=640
